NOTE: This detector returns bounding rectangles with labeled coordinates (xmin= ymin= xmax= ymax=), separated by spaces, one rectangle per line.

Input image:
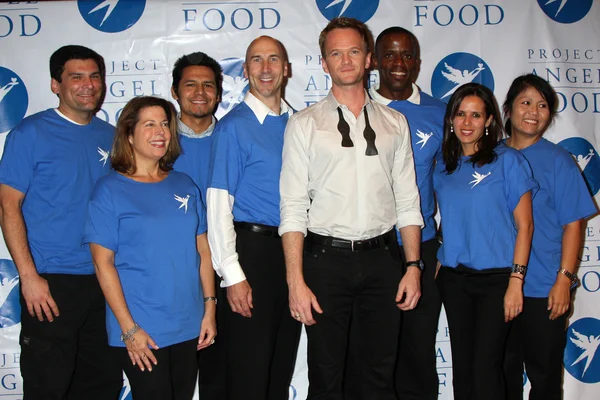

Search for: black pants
xmin=304 ymin=234 xmax=403 ymax=400
xmin=197 ymin=271 xmax=227 ymax=400
xmin=436 ymin=266 xmax=511 ymax=400
xmin=395 ymin=238 xmax=442 ymax=400
xmin=19 ymin=274 xmax=122 ymax=400
xmin=504 ymin=296 xmax=568 ymax=400
xmin=344 ymin=238 xmax=441 ymax=399
xmin=223 ymin=227 xmax=301 ymax=400
xmin=119 ymin=338 xmax=198 ymax=400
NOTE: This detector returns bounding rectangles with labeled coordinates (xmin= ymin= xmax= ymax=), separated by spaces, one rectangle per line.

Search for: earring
xmin=485 ymin=127 xmax=489 ymax=136
xmin=450 ymin=124 xmax=454 ymax=133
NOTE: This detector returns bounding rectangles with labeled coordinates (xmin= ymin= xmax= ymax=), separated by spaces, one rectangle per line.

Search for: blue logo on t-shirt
xmin=0 ymin=259 xmax=20 ymax=329
xmin=564 ymin=317 xmax=600 ymax=383
xmin=430 ymin=53 xmax=495 ymax=103
xmin=78 ymin=0 xmax=146 ymax=33
xmin=119 ymin=378 xmax=132 ymax=400
xmin=0 ymin=67 xmax=28 ymax=133
xmin=315 ymin=0 xmax=379 ymax=23
xmin=537 ymin=0 xmax=593 ymax=24
xmin=217 ymin=57 xmax=249 ymax=119
xmin=558 ymin=138 xmax=600 ymax=195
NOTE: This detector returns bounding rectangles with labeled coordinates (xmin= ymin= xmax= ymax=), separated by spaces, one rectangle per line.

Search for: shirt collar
xmin=54 ymin=108 xmax=85 ymax=126
xmin=368 ymin=83 xmax=421 ymax=106
xmin=324 ymin=89 xmax=374 ymax=113
xmin=243 ymin=91 xmax=292 ymax=124
xmin=177 ymin=114 xmax=216 ymax=139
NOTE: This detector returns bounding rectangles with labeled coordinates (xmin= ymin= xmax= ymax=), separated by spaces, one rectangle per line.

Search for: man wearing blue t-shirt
xmin=0 ymin=46 xmax=121 ymax=399
xmin=206 ymin=36 xmax=300 ymax=400
xmin=172 ymin=51 xmax=222 ymax=203
xmin=369 ymin=27 xmax=445 ymax=400
xmin=171 ymin=51 xmax=225 ymax=400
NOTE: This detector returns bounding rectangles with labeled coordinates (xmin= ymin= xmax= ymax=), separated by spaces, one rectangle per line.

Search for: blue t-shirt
xmin=434 ymin=144 xmax=538 ymax=270
xmin=173 ymin=133 xmax=213 ymax=205
xmin=83 ymin=171 xmax=207 ymax=347
xmin=208 ymin=102 xmax=289 ymax=226
xmin=0 ymin=109 xmax=113 ymax=275
xmin=517 ymin=138 xmax=597 ymax=297
xmin=386 ymin=93 xmax=445 ymax=243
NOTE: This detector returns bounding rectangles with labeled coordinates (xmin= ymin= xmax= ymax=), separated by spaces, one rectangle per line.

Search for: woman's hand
xmin=124 ymin=327 xmax=159 ymax=372
xmin=197 ymin=305 xmax=217 ymax=350
xmin=547 ymin=277 xmax=571 ymax=320
xmin=504 ymin=276 xmax=524 ymax=322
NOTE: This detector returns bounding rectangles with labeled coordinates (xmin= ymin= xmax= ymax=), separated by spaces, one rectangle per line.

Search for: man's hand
xmin=21 ymin=274 xmax=59 ymax=322
xmin=227 ymin=279 xmax=253 ymax=317
xmin=396 ymin=268 xmax=421 ymax=311
xmin=289 ymin=281 xmax=322 ymax=326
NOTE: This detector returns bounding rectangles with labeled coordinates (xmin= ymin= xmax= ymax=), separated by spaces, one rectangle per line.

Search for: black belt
xmin=306 ymin=230 xmax=395 ymax=252
xmin=234 ymin=221 xmax=280 ymax=238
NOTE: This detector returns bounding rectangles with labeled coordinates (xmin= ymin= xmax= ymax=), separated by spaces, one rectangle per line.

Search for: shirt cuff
xmin=278 ymin=223 xmax=307 ymax=237
xmin=396 ymin=214 xmax=425 ymax=230
xmin=219 ymin=261 xmax=247 ymax=288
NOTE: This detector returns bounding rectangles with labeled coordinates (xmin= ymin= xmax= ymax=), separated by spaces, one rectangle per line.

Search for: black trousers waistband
xmin=305 ymin=229 xmax=395 ymax=252
xmin=444 ymin=264 xmax=511 ymax=276
xmin=234 ymin=221 xmax=280 ymax=238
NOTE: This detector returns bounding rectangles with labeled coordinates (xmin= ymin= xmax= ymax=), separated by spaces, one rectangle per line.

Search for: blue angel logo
xmin=97 ymin=147 xmax=109 ymax=167
xmin=415 ymin=130 xmax=433 ymax=150
xmin=469 ymin=171 xmax=491 ymax=188
xmin=0 ymin=259 xmax=21 ymax=329
xmin=326 ymin=0 xmax=352 ymax=17
xmin=537 ymin=0 xmax=592 ymax=24
xmin=570 ymin=329 xmax=600 ymax=377
xmin=315 ymin=0 xmax=378 ymax=23
xmin=0 ymin=67 xmax=29 ymax=133
xmin=174 ymin=194 xmax=190 ymax=213
xmin=88 ymin=0 xmax=120 ymax=27
xmin=78 ymin=0 xmax=146 ymax=33
xmin=565 ymin=318 xmax=600 ymax=383
xmin=430 ymin=53 xmax=495 ymax=103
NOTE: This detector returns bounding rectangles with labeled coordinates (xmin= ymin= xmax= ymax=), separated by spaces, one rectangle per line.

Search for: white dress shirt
xmin=207 ymin=92 xmax=292 ymax=287
xmin=279 ymin=90 xmax=423 ymax=240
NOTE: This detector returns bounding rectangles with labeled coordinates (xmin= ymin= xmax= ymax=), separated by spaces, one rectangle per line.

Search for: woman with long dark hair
xmin=434 ymin=83 xmax=537 ymax=400
xmin=502 ymin=74 xmax=597 ymax=400
xmin=84 ymin=96 xmax=216 ymax=400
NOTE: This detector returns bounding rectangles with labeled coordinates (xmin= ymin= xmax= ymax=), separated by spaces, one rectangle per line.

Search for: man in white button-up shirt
xmin=206 ymin=36 xmax=300 ymax=400
xmin=279 ymin=18 xmax=424 ymax=399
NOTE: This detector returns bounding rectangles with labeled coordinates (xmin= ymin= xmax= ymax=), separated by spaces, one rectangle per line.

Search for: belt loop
xmin=351 ymin=240 xmax=355 ymax=251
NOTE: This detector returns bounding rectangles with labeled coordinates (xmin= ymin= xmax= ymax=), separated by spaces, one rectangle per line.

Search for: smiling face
xmin=243 ymin=36 xmax=288 ymax=103
xmin=51 ymin=58 xmax=103 ymax=124
xmin=452 ymin=95 xmax=493 ymax=156
xmin=128 ymin=106 xmax=172 ymax=166
xmin=322 ymin=28 xmax=371 ymax=89
xmin=508 ymin=86 xmax=551 ymax=140
xmin=172 ymin=65 xmax=219 ymax=124
xmin=374 ymin=32 xmax=420 ymax=100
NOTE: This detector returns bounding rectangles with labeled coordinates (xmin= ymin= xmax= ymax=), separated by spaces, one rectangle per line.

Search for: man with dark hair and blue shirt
xmin=369 ymin=27 xmax=446 ymax=399
xmin=172 ymin=51 xmax=222 ymax=203
xmin=0 ymin=45 xmax=121 ymax=399
xmin=171 ymin=51 xmax=225 ymax=400
xmin=206 ymin=36 xmax=301 ymax=400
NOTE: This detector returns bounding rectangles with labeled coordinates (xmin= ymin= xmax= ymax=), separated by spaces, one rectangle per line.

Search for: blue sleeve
xmin=554 ymin=153 xmax=597 ymax=226
xmin=0 ymin=124 xmax=35 ymax=194
xmin=208 ymin=121 xmax=244 ymax=195
xmin=83 ymin=180 xmax=118 ymax=252
xmin=504 ymin=150 xmax=539 ymax=211
xmin=196 ymin=184 xmax=207 ymax=235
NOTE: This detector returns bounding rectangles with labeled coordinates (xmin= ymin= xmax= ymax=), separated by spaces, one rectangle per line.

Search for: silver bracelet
xmin=120 ymin=323 xmax=140 ymax=342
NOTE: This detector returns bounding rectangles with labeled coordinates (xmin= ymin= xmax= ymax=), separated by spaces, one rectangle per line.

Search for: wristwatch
xmin=559 ymin=268 xmax=579 ymax=288
xmin=406 ymin=260 xmax=425 ymax=271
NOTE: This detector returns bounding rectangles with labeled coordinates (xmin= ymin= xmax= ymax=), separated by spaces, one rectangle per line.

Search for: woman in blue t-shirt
xmin=84 ymin=96 xmax=216 ymax=400
xmin=502 ymin=74 xmax=597 ymax=400
xmin=434 ymin=83 xmax=537 ymax=400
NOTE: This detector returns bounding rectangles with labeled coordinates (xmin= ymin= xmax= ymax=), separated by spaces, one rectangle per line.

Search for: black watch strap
xmin=406 ymin=260 xmax=424 ymax=271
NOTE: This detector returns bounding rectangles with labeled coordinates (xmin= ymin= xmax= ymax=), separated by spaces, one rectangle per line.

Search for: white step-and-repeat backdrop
xmin=0 ymin=1 xmax=598 ymax=399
